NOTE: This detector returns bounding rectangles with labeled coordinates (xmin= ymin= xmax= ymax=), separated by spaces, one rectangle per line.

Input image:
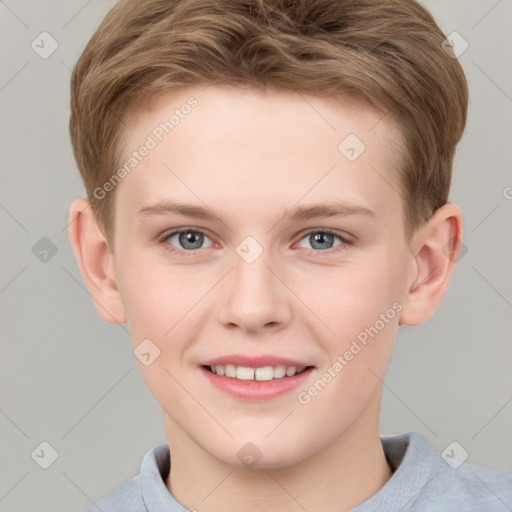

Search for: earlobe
xmin=399 ymin=203 xmax=464 ymax=326
xmin=68 ymin=198 xmax=127 ymax=324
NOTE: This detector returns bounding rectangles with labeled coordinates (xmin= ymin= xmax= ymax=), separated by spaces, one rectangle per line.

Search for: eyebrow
xmin=137 ymin=200 xmax=376 ymax=222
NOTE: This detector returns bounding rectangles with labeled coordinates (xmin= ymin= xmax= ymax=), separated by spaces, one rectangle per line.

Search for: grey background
xmin=1 ymin=1 xmax=511 ymax=511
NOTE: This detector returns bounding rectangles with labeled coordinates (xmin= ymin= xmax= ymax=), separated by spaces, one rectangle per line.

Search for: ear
xmin=68 ymin=198 xmax=127 ymax=324
xmin=399 ymin=203 xmax=464 ymax=326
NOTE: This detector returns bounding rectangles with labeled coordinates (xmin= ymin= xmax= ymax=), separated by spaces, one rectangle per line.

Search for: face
xmin=111 ymin=85 xmax=414 ymax=468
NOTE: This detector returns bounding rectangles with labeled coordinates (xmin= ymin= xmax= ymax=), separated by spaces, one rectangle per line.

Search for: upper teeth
xmin=210 ymin=364 xmax=306 ymax=381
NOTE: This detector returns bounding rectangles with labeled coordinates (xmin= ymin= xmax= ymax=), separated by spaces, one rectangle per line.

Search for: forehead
xmin=115 ymin=85 xmax=404 ymax=228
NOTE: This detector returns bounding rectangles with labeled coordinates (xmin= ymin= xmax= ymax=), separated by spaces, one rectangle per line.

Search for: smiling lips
xmin=208 ymin=364 xmax=307 ymax=381
xmin=200 ymin=354 xmax=313 ymax=382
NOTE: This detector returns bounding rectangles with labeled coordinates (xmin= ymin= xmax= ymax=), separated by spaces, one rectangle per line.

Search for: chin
xmin=206 ymin=434 xmax=314 ymax=471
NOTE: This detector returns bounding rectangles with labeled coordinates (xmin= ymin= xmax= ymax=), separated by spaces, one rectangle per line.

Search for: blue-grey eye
xmin=297 ymin=231 xmax=343 ymax=251
xmin=166 ymin=230 xmax=213 ymax=250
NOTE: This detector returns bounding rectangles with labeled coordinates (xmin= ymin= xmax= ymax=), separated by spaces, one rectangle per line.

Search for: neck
xmin=163 ymin=394 xmax=393 ymax=512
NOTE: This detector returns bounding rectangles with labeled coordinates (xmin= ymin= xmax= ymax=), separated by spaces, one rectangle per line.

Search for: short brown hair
xmin=69 ymin=0 xmax=468 ymax=249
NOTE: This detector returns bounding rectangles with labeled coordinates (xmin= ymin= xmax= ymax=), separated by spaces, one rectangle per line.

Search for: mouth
xmin=201 ymin=364 xmax=313 ymax=381
xmin=199 ymin=357 xmax=316 ymax=401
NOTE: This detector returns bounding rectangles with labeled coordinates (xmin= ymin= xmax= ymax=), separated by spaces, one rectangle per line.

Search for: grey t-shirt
xmin=84 ymin=432 xmax=512 ymax=511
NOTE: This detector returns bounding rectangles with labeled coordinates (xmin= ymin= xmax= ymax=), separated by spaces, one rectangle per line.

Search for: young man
xmin=67 ymin=0 xmax=512 ymax=510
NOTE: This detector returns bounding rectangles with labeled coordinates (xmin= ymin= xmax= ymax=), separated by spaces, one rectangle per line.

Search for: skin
xmin=69 ymin=84 xmax=463 ymax=512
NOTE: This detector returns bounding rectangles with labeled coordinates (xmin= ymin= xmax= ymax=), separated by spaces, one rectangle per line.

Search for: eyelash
xmin=157 ymin=227 xmax=354 ymax=258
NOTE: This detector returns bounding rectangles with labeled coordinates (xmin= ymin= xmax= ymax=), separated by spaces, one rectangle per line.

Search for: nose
xmin=217 ymin=241 xmax=292 ymax=335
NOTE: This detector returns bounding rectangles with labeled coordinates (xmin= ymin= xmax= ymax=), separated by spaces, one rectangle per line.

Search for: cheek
xmin=299 ymin=255 xmax=402 ymax=392
xmin=301 ymin=256 xmax=401 ymax=333
xmin=298 ymin=292 xmax=399 ymax=423
xmin=119 ymin=275 xmax=170 ymax=340
xmin=116 ymin=249 xmax=186 ymax=332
